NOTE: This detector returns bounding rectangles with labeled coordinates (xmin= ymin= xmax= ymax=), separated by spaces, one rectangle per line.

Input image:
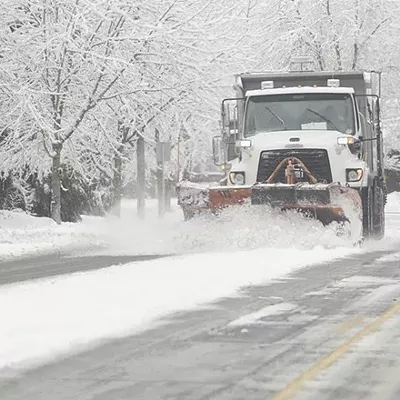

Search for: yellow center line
xmin=273 ymin=303 xmax=400 ymax=400
xmin=336 ymin=317 xmax=364 ymax=334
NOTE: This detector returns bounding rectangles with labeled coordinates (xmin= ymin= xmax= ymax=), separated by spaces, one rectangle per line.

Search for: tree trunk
xmin=352 ymin=43 xmax=359 ymax=70
xmin=51 ymin=147 xmax=62 ymax=224
xmin=112 ymin=150 xmax=123 ymax=217
xmin=137 ymin=136 xmax=146 ymax=219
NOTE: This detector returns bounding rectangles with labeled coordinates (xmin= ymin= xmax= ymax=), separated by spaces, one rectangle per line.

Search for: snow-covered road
xmin=2 ymin=242 xmax=400 ymax=400
xmin=0 ymin=245 xmax=358 ymax=374
xmin=0 ymin=194 xmax=400 ymax=383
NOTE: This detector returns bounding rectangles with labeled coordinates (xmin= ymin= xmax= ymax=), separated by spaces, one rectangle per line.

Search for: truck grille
xmin=256 ymin=149 xmax=332 ymax=183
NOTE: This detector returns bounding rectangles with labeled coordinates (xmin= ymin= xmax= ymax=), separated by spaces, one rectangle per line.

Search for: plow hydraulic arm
xmin=266 ymin=157 xmax=319 ymax=185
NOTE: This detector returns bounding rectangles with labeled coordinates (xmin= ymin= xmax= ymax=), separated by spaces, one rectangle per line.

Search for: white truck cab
xmin=228 ymin=85 xmax=367 ymax=191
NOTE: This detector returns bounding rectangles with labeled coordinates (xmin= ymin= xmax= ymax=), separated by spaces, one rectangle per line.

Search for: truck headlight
xmin=346 ymin=168 xmax=363 ymax=182
xmin=229 ymin=172 xmax=245 ymax=185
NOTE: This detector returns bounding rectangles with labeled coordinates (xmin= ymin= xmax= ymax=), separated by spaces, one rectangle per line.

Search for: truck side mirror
xmin=352 ymin=137 xmax=362 ymax=153
xmin=221 ymin=99 xmax=241 ymax=137
xmin=221 ymin=103 xmax=230 ymax=129
xmin=212 ymin=136 xmax=226 ymax=166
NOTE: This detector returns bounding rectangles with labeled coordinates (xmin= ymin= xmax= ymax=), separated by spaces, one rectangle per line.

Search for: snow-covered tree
xmin=0 ymin=0 xmax=242 ymax=221
xmin=2 ymin=0 xmax=400 ymax=220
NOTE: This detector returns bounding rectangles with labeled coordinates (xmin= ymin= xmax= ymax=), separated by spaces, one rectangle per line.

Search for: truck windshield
xmin=244 ymin=93 xmax=355 ymax=137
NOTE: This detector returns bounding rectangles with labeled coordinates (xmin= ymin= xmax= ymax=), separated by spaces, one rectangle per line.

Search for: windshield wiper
xmin=306 ymin=108 xmax=339 ymax=131
xmin=265 ymin=107 xmax=286 ymax=130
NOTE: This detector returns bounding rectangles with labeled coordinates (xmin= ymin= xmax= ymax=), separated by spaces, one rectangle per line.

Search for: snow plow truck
xmin=176 ymin=64 xmax=386 ymax=239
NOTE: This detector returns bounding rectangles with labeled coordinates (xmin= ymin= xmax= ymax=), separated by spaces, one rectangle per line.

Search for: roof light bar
xmin=327 ymin=79 xmax=340 ymax=88
xmin=261 ymin=81 xmax=274 ymax=89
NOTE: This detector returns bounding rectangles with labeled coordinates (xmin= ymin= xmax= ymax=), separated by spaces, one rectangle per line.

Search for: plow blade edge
xmin=251 ymin=183 xmax=362 ymax=225
xmin=176 ymin=181 xmax=362 ymax=226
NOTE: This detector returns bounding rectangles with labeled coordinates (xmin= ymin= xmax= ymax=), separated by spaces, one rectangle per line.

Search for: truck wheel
xmin=362 ymin=187 xmax=373 ymax=238
xmin=372 ymin=185 xmax=385 ymax=240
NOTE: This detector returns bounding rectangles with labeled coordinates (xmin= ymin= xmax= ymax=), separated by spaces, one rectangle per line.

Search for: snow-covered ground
xmin=0 ymin=210 xmax=104 ymax=261
xmin=383 ymin=192 xmax=400 ymax=244
xmin=0 ymin=194 xmax=400 ymax=375
xmin=386 ymin=191 xmax=400 ymax=213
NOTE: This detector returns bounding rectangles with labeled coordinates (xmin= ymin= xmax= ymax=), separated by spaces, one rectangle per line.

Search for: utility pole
xmin=165 ymin=171 xmax=172 ymax=212
xmin=137 ymin=135 xmax=145 ymax=219
xmin=155 ymin=129 xmax=171 ymax=217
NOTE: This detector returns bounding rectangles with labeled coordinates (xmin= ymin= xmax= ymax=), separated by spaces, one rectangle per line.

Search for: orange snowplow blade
xmin=209 ymin=187 xmax=252 ymax=210
xmin=281 ymin=205 xmax=346 ymax=225
xmin=176 ymin=181 xmax=362 ymax=227
xmin=210 ymin=189 xmax=348 ymax=225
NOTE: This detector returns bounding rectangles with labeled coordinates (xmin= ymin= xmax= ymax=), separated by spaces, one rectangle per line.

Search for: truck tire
xmin=362 ymin=187 xmax=373 ymax=238
xmin=372 ymin=185 xmax=385 ymax=240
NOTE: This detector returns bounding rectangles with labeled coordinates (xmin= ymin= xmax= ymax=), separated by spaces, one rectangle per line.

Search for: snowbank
xmin=3 ymin=191 xmax=400 ymax=261
xmin=0 ymin=199 xmax=182 ymax=260
xmin=382 ymin=192 xmax=400 ymax=245
xmin=0 ymin=244 xmax=358 ymax=374
xmin=386 ymin=191 xmax=400 ymax=213
xmin=0 ymin=210 xmax=105 ymax=261
xmin=0 ymin=197 xmax=361 ymax=261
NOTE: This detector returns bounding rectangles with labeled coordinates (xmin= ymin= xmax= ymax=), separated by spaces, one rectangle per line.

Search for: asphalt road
xmin=0 ymin=253 xmax=169 ymax=285
xmin=1 ymin=244 xmax=400 ymax=399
